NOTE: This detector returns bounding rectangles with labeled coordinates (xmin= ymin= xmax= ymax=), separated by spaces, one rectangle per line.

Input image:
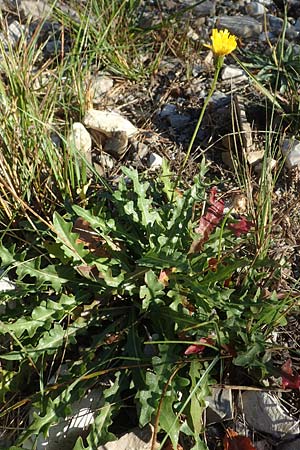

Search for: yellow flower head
xmin=208 ymin=28 xmax=237 ymax=56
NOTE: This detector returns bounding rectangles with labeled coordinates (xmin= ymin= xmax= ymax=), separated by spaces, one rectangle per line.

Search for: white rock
xmin=90 ymin=75 xmax=114 ymax=103
xmin=20 ymin=0 xmax=51 ymax=18
xmin=23 ymin=390 xmax=102 ymax=450
xmin=186 ymin=27 xmax=200 ymax=41
xmin=68 ymin=122 xmax=92 ymax=164
xmin=282 ymin=138 xmax=300 ymax=169
xmin=247 ymin=150 xmax=265 ymax=165
xmin=83 ymin=109 xmax=137 ymax=138
xmin=0 ymin=276 xmax=15 ymax=292
xmin=0 ymin=274 xmax=16 ymax=314
xmin=97 ymin=426 xmax=153 ymax=450
xmin=221 ymin=65 xmax=247 ymax=83
xmin=258 ymin=0 xmax=273 ymax=4
xmin=148 ymin=152 xmax=163 ymax=169
xmin=241 ymin=391 xmax=300 ymax=439
xmin=0 ymin=20 xmax=24 ymax=50
xmin=206 ymin=388 xmax=233 ymax=424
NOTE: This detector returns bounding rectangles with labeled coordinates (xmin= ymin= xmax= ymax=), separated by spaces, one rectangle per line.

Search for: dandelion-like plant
xmin=179 ymin=28 xmax=237 ymax=174
xmin=208 ymin=28 xmax=238 ymax=57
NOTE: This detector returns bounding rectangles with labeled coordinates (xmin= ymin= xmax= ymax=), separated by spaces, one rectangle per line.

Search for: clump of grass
xmin=0 ymin=0 xmax=201 ymax=227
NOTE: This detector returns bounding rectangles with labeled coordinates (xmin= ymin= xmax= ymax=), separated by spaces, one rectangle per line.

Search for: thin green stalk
xmin=176 ymin=56 xmax=224 ymax=185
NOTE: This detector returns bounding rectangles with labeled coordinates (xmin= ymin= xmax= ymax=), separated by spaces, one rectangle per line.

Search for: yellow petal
xmin=210 ymin=28 xmax=237 ymax=56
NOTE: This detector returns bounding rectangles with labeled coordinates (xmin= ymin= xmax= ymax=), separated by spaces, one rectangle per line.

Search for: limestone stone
xmin=83 ymin=109 xmax=138 ymax=138
xmin=148 ymin=152 xmax=163 ymax=169
xmin=221 ymin=65 xmax=247 ymax=83
xmin=90 ymin=75 xmax=114 ymax=104
xmin=20 ymin=0 xmax=51 ymax=18
xmin=97 ymin=426 xmax=154 ymax=450
xmin=206 ymin=388 xmax=233 ymax=424
xmin=282 ymin=138 xmax=300 ymax=169
xmin=23 ymin=390 xmax=103 ymax=450
xmin=241 ymin=391 xmax=300 ymax=439
xmin=68 ymin=122 xmax=92 ymax=165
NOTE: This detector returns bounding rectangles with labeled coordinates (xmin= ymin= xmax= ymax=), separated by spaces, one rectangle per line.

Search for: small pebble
xmin=295 ymin=18 xmax=300 ymax=32
xmin=20 ymin=0 xmax=51 ymax=18
xmin=148 ymin=152 xmax=163 ymax=168
xmin=221 ymin=65 xmax=247 ymax=83
xmin=90 ymin=75 xmax=114 ymax=103
xmin=83 ymin=109 xmax=138 ymax=138
xmin=68 ymin=123 xmax=92 ymax=164
xmin=282 ymin=138 xmax=300 ymax=169
xmin=169 ymin=113 xmax=190 ymax=129
xmin=192 ymin=0 xmax=216 ymax=17
xmin=160 ymin=104 xmax=177 ymax=119
xmin=245 ymin=2 xmax=266 ymax=17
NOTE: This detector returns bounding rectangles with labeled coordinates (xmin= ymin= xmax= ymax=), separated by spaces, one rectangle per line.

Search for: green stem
xmin=176 ymin=56 xmax=224 ymax=182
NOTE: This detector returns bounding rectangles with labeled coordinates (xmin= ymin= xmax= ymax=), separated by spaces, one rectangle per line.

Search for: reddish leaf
xmin=224 ymin=276 xmax=232 ymax=288
xmin=228 ymin=216 xmax=254 ymax=237
xmin=208 ymin=257 xmax=219 ymax=271
xmin=189 ymin=187 xmax=224 ymax=253
xmin=184 ymin=344 xmax=205 ymax=355
xmin=281 ymin=358 xmax=300 ymax=389
xmin=158 ymin=267 xmax=175 ymax=286
xmin=184 ymin=337 xmax=215 ymax=355
xmin=194 ymin=187 xmax=224 ymax=237
xmin=223 ymin=428 xmax=256 ymax=450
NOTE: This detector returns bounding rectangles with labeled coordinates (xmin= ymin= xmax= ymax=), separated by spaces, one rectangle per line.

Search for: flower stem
xmin=176 ymin=56 xmax=224 ymax=181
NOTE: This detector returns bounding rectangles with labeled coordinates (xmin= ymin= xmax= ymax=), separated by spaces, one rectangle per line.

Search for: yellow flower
xmin=207 ymin=28 xmax=237 ymax=56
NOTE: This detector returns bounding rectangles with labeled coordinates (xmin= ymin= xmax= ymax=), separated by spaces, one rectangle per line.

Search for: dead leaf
xmin=158 ymin=267 xmax=176 ymax=286
xmin=228 ymin=217 xmax=254 ymax=237
xmin=189 ymin=187 xmax=224 ymax=253
xmin=208 ymin=257 xmax=219 ymax=272
xmin=73 ymin=217 xmax=110 ymax=279
xmin=223 ymin=428 xmax=256 ymax=450
xmin=73 ymin=217 xmax=106 ymax=255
